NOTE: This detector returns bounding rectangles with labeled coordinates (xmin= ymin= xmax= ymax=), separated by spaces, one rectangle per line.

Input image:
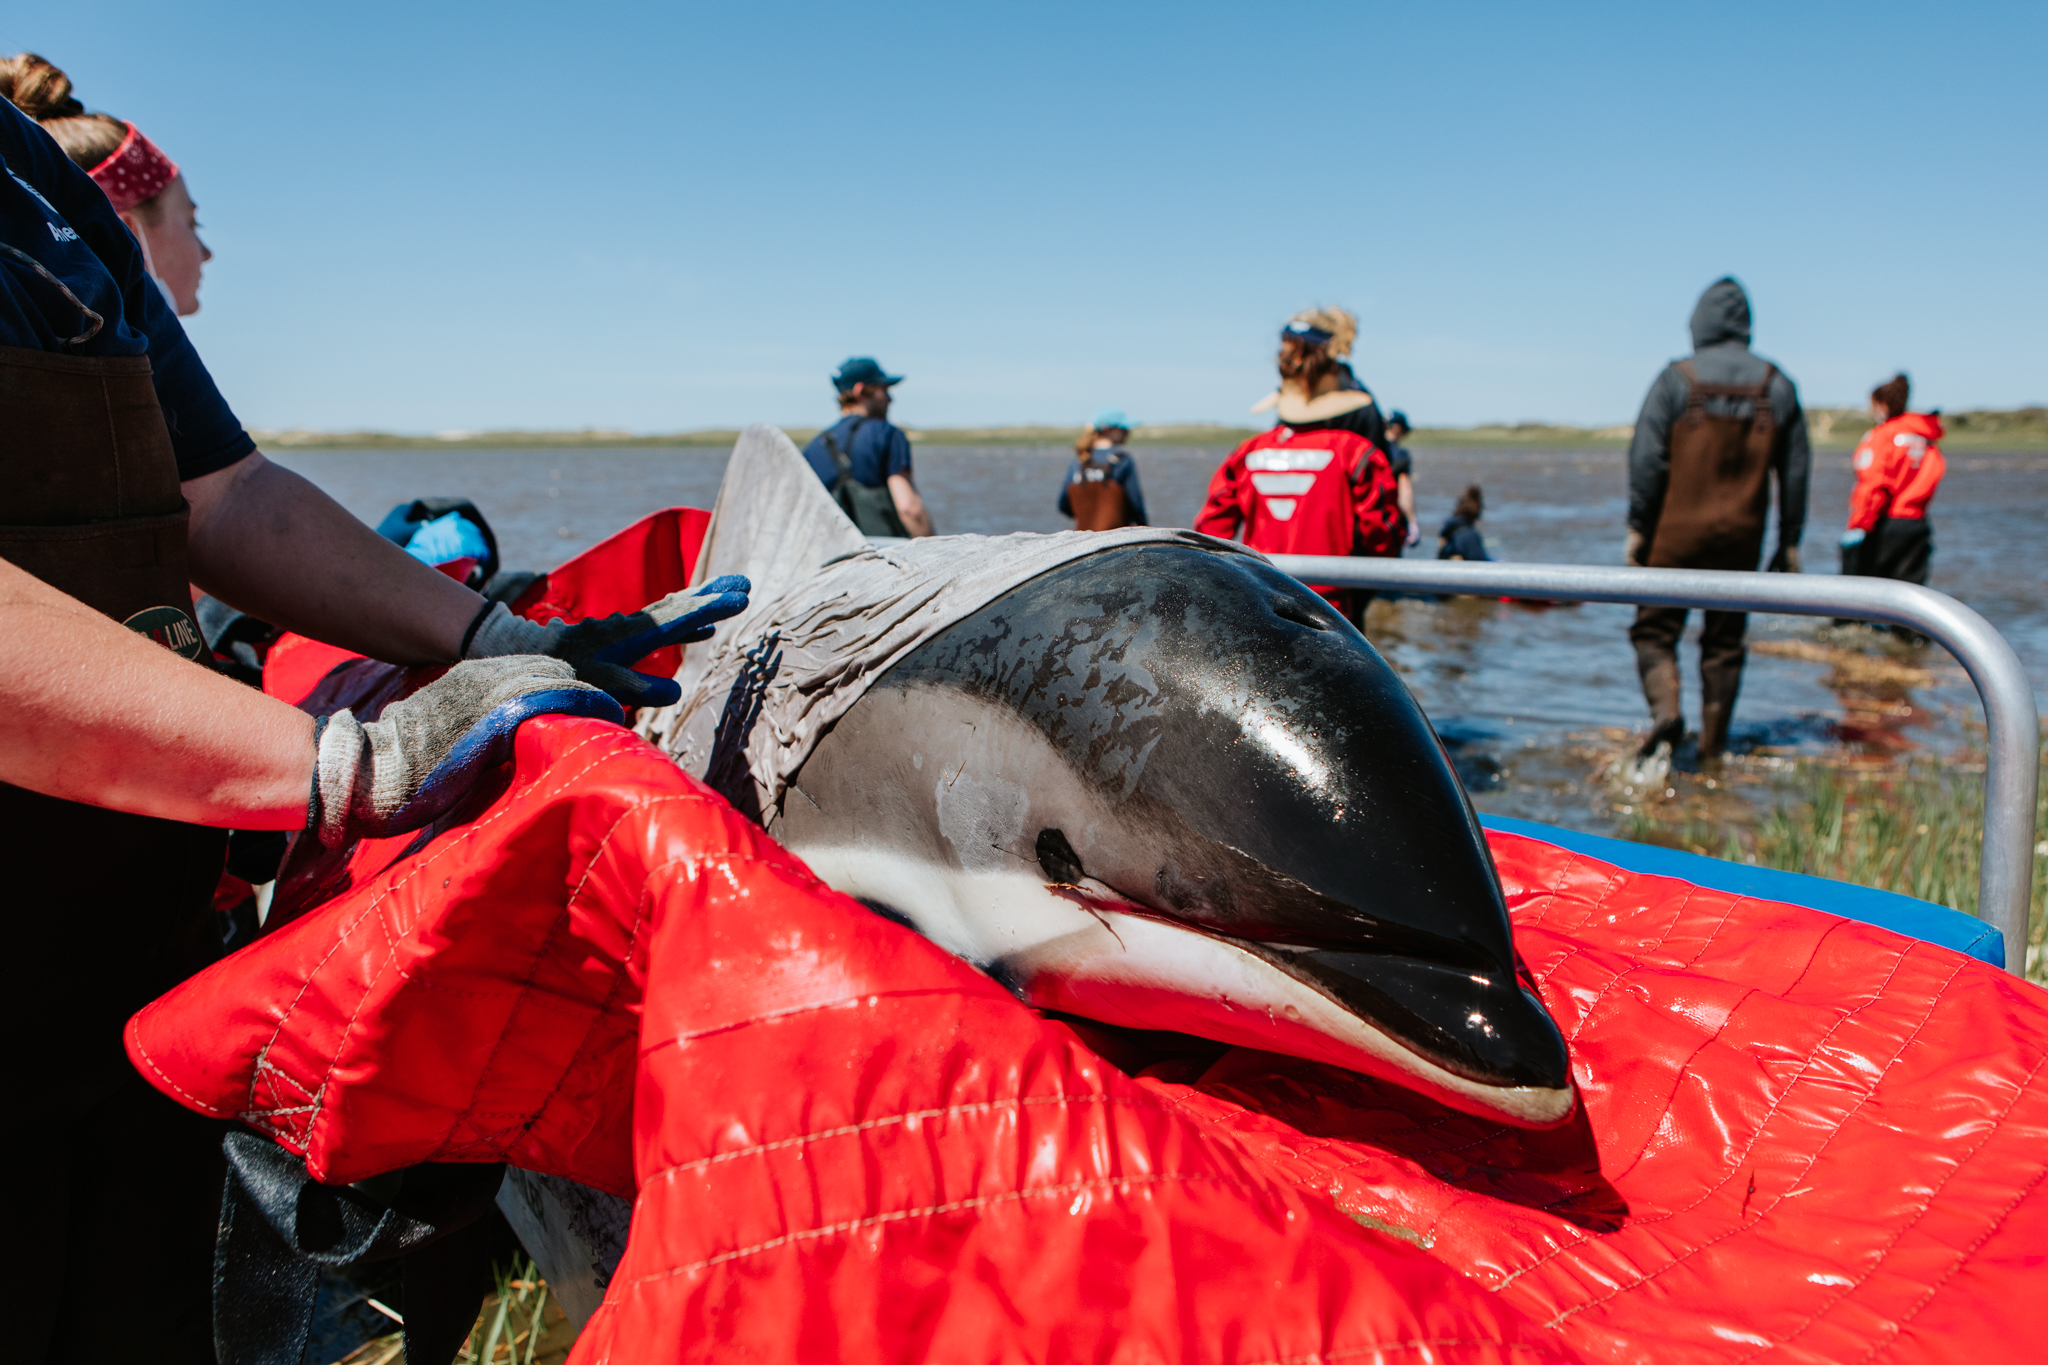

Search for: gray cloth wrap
xmin=640 ymin=425 xmax=1253 ymax=825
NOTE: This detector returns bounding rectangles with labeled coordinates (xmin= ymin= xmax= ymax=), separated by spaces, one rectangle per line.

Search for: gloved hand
xmin=464 ymin=575 xmax=751 ymax=708
xmin=1624 ymin=528 xmax=1647 ymax=567
xmin=310 ymin=656 xmax=624 ymax=848
xmin=1840 ymin=528 xmax=1867 ymax=548
xmin=1768 ymin=545 xmax=1802 ymax=574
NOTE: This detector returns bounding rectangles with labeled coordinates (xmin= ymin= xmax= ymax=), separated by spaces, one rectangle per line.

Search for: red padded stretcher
xmin=134 ymin=509 xmax=2048 ymax=1362
xmin=129 ymin=714 xmax=2048 ymax=1363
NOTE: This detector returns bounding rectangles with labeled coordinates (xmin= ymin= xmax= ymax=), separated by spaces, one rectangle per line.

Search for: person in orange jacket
xmin=1195 ymin=308 xmax=1401 ymax=627
xmin=1841 ymin=373 xmax=1944 ymax=599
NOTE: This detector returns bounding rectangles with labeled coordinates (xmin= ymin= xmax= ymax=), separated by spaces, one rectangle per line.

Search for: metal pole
xmin=1266 ymin=556 xmax=2042 ymax=975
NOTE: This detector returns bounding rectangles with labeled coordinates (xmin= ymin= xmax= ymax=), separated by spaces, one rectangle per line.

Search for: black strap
xmin=821 ymin=416 xmax=868 ymax=483
xmin=213 ymin=1132 xmax=504 ymax=1365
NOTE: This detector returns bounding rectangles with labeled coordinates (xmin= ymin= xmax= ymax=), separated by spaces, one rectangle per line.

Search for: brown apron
xmin=1067 ymin=462 xmax=1130 ymax=531
xmin=1646 ymin=360 xmax=1778 ymax=570
xmin=0 ymin=343 xmax=225 ymax=1103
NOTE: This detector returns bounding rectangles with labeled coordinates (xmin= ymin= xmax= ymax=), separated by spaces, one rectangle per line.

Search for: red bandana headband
xmin=88 ymin=122 xmax=179 ymax=212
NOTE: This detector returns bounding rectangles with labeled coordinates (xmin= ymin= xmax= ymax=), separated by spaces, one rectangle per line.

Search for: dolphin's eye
xmin=1271 ymin=596 xmax=1332 ymax=631
xmin=1036 ymin=828 xmax=1086 ymax=884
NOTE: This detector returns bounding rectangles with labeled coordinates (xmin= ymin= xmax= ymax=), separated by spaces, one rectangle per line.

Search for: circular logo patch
xmin=123 ymin=605 xmax=204 ymax=660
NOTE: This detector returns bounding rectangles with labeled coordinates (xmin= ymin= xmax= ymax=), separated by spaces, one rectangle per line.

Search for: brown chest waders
xmin=1066 ymin=471 xmax=1131 ymax=530
xmin=0 ymin=345 xmax=229 ymax=1363
xmin=1630 ymin=362 xmax=1779 ymax=758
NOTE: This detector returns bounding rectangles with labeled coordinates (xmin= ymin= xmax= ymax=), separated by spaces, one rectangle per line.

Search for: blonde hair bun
xmin=1288 ymin=305 xmax=1358 ymax=359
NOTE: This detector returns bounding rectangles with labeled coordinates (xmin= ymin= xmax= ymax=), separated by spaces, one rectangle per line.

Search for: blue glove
xmin=404 ymin=511 xmax=491 ymax=568
xmin=464 ymin=575 xmax=752 ymax=708
xmin=1840 ymin=529 xmax=1867 ymax=548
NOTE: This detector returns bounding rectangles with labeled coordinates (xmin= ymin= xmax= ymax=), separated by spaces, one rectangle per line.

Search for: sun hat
xmin=832 ymin=357 xmax=904 ymax=392
xmin=1281 ymin=306 xmax=1358 ymax=359
xmin=1091 ymin=407 xmax=1132 ymax=432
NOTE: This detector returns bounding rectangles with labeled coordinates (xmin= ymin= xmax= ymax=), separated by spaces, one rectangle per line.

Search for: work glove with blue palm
xmin=462 ymin=576 xmax=751 ymax=708
xmin=311 ymin=655 xmax=623 ymax=848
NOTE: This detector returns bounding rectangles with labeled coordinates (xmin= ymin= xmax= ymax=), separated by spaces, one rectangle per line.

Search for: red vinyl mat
xmin=129 ymin=715 xmax=2048 ymax=1363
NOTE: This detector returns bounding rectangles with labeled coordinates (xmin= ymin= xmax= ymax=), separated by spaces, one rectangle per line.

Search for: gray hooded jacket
xmin=1626 ymin=278 xmax=1810 ymax=554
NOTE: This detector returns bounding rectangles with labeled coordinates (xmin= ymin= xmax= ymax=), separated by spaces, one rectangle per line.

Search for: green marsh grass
xmin=331 ymin=1255 xmax=570 ymax=1365
xmin=1623 ymin=746 xmax=2048 ymax=984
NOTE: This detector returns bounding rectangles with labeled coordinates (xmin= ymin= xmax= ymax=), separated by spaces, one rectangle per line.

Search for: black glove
xmin=463 ymin=575 xmax=751 ymax=707
xmin=310 ymin=656 xmax=623 ymax=848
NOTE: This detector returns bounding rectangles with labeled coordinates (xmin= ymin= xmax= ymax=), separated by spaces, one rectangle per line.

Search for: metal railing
xmin=1268 ymin=555 xmax=2042 ymax=975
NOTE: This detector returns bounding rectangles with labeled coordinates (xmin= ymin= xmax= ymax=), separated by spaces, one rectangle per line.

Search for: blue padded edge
xmin=1479 ymin=813 xmax=2004 ymax=968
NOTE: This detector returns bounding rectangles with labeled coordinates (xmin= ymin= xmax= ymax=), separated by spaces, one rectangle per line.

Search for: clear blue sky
xmin=10 ymin=1 xmax=2043 ymax=432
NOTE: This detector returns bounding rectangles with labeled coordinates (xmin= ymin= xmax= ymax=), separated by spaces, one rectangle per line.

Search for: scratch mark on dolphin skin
xmin=1046 ymin=884 xmax=1128 ymax=949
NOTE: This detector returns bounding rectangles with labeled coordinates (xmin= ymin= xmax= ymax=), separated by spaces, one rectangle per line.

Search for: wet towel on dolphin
xmin=643 ymin=424 xmax=1246 ymax=821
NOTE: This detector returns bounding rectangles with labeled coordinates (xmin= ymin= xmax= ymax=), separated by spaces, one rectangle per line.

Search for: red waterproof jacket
xmin=1194 ymin=425 xmax=1401 ymax=572
xmin=1847 ymin=412 xmax=1945 ymax=530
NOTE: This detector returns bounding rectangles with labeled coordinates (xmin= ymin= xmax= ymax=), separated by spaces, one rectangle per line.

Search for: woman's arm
xmin=183 ymin=452 xmax=485 ymax=664
xmin=0 ymin=557 xmax=314 ymax=827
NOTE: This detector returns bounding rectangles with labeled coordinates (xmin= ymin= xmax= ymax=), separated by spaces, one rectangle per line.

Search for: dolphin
xmin=771 ymin=541 xmax=1575 ymax=1129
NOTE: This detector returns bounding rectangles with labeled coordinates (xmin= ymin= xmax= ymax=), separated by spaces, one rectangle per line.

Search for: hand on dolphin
xmin=311 ymin=656 xmax=625 ymax=848
xmin=464 ymin=575 xmax=752 ymax=707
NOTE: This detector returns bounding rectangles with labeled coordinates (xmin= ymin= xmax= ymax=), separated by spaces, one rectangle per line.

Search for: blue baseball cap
xmin=1092 ymin=407 xmax=1132 ymax=431
xmin=832 ymin=357 xmax=904 ymax=392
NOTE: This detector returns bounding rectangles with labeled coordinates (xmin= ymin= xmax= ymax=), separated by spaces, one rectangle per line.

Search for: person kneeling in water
xmin=1437 ymin=485 xmax=1492 ymax=561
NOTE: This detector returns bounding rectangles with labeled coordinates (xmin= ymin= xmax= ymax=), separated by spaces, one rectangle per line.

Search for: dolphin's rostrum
xmin=775 ymin=543 xmax=1575 ymax=1128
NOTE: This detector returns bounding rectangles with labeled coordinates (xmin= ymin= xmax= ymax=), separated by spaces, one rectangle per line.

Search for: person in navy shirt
xmin=0 ymin=79 xmax=750 ymax=1363
xmin=1384 ymin=410 xmax=1420 ymax=551
xmin=801 ymin=356 xmax=933 ymax=536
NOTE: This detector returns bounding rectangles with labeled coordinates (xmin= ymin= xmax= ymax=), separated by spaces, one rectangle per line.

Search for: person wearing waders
xmin=802 ymin=356 xmax=935 ymax=537
xmin=0 ymin=85 xmax=747 ymax=1362
xmin=1840 ymin=374 xmax=1944 ymax=642
xmin=1623 ymin=278 xmax=1810 ymax=773
xmin=1059 ymin=407 xmax=1149 ymax=529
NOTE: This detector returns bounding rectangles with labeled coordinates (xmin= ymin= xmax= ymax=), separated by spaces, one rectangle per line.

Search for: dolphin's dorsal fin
xmin=688 ymin=424 xmax=871 ymax=598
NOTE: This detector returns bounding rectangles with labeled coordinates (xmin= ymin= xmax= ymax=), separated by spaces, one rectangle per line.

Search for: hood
xmin=1690 ymin=277 xmax=1752 ymax=350
xmin=1880 ymin=411 xmax=1945 ymax=442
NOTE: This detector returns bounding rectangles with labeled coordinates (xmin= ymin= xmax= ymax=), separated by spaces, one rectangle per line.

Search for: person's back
xmin=1059 ymin=408 xmax=1148 ymax=530
xmin=1623 ymin=278 xmax=1811 ymax=764
xmin=1437 ymin=485 xmax=1490 ymax=561
xmin=801 ymin=357 xmax=932 ymax=537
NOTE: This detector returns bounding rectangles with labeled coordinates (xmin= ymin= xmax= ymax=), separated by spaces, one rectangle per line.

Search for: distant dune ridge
xmin=250 ymin=407 xmax=2046 ymax=451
